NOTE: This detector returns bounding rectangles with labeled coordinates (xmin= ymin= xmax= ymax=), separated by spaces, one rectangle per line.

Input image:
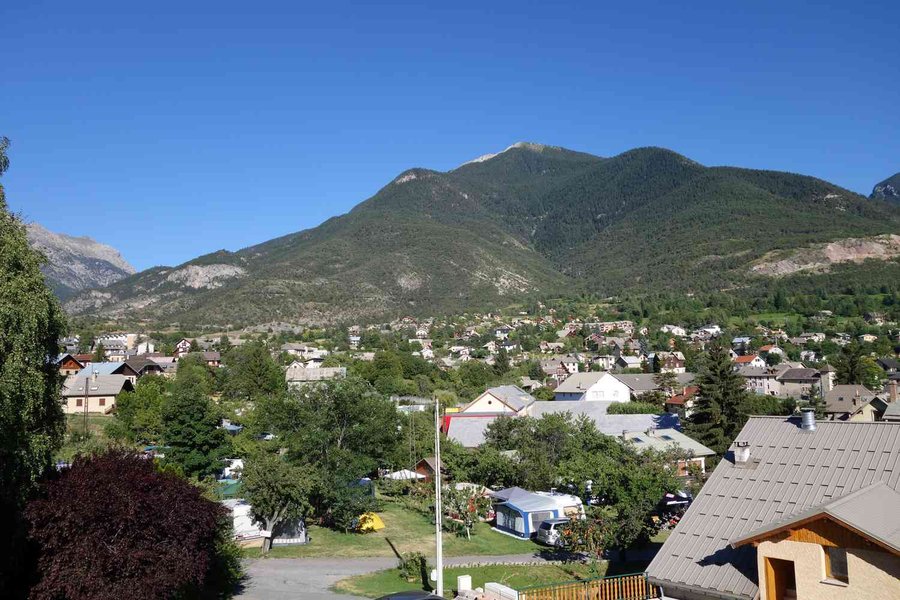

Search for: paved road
xmin=236 ymin=553 xmax=561 ymax=600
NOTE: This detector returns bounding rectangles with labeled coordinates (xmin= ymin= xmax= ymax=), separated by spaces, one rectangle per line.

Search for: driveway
xmin=236 ymin=553 xmax=561 ymax=599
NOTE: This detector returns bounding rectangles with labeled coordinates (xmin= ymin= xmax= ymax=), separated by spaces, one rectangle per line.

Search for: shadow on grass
xmin=386 ymin=537 xmax=403 ymax=561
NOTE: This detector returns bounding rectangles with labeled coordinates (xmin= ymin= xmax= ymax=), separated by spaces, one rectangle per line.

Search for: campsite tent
xmin=382 ymin=468 xmax=425 ymax=481
xmin=491 ymin=487 xmax=584 ymax=538
xmin=358 ymin=512 xmax=385 ymax=532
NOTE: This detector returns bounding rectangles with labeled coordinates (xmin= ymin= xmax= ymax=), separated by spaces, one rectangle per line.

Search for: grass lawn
xmin=333 ymin=557 xmax=656 ymax=599
xmin=57 ymin=414 xmax=114 ymax=461
xmin=251 ymin=499 xmax=542 ymax=559
xmin=333 ymin=563 xmax=597 ymax=599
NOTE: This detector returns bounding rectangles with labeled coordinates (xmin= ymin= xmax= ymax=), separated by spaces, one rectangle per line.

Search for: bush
xmin=25 ymin=450 xmax=241 ymax=600
xmin=398 ymin=551 xmax=429 ymax=583
xmin=607 ymin=402 xmax=661 ymax=414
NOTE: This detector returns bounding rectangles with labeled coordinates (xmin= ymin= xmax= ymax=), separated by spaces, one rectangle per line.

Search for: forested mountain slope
xmin=65 ymin=143 xmax=900 ymax=327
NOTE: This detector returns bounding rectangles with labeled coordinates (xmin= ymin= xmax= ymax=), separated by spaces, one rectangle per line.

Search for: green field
xmin=250 ymin=499 xmax=542 ymax=559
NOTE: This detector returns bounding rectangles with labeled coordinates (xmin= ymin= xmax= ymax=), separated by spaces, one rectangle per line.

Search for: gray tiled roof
xmin=554 ymin=372 xmax=605 ymax=394
xmin=646 ymin=417 xmax=900 ymax=600
xmin=62 ymin=374 xmax=133 ymax=397
xmin=824 ymin=384 xmax=877 ymax=414
xmin=529 ymin=401 xmax=680 ymax=435
xmin=730 ymin=481 xmax=900 ymax=553
xmin=621 ymin=428 xmax=715 ymax=458
xmin=446 ymin=403 xmax=681 ymax=447
xmin=776 ymin=367 xmax=819 ymax=382
xmin=446 ymin=417 xmax=497 ymax=448
xmin=481 ymin=385 xmax=536 ymax=412
xmin=612 ymin=373 xmax=694 ymax=393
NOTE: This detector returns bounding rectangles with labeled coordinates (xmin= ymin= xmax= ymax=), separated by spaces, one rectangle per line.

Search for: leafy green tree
xmin=809 ymin=385 xmax=827 ymax=419
xmin=687 ymin=339 xmax=749 ymax=455
xmin=256 ymin=376 xmax=401 ymax=478
xmin=493 ymin=348 xmax=510 ymax=375
xmin=444 ymin=485 xmax=491 ymax=540
xmin=223 ymin=341 xmax=285 ymax=402
xmin=560 ymin=508 xmax=613 ymax=573
xmin=832 ymin=341 xmax=883 ymax=390
xmin=653 ymin=370 xmax=679 ymax=395
xmin=242 ymin=453 xmax=315 ymax=553
xmin=0 ymin=137 xmax=67 ymax=594
xmin=92 ymin=341 xmax=106 ymax=363
xmin=106 ymin=375 xmax=168 ymax=443
xmin=162 ymin=358 xmax=229 ymax=479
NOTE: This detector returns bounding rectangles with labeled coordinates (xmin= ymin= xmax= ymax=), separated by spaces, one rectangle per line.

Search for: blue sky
xmin=2 ymin=1 xmax=898 ymax=270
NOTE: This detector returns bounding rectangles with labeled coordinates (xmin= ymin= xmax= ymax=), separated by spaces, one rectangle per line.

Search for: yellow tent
xmin=357 ymin=512 xmax=385 ymax=532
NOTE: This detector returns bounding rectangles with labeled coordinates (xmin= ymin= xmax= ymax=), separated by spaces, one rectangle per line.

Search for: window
xmin=76 ymin=398 xmax=82 ymax=407
xmin=661 ymin=435 xmax=674 ymax=441
xmin=824 ymin=547 xmax=849 ymax=583
xmin=99 ymin=398 xmax=105 ymax=406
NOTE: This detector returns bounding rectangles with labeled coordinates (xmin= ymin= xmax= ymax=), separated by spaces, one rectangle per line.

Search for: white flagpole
xmin=434 ymin=398 xmax=443 ymax=596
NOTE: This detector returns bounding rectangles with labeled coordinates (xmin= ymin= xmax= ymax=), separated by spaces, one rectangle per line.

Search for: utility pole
xmin=83 ymin=374 xmax=89 ymax=436
xmin=433 ymin=398 xmax=443 ymax=597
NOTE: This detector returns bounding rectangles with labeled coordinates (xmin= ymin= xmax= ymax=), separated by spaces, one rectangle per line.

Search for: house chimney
xmin=646 ymin=427 xmax=656 ymax=437
xmin=92 ymin=370 xmax=98 ymax=382
xmin=800 ymin=408 xmax=816 ymax=432
xmin=890 ymin=380 xmax=897 ymax=404
xmin=734 ymin=441 xmax=751 ymax=464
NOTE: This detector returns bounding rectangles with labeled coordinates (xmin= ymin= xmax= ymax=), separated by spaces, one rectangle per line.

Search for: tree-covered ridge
xmin=64 ymin=143 xmax=900 ymax=328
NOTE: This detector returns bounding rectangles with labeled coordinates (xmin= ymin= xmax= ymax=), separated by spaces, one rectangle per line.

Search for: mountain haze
xmin=26 ymin=223 xmax=135 ymax=299
xmin=65 ymin=143 xmax=900 ymax=327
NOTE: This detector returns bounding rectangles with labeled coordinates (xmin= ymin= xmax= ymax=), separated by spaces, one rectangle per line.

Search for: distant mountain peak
xmin=26 ymin=223 xmax=135 ymax=299
xmin=459 ymin=141 xmax=555 ymax=167
xmin=871 ymin=172 xmax=900 ymax=203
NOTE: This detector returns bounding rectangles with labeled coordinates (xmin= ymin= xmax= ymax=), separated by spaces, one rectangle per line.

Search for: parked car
xmin=535 ymin=517 xmax=571 ymax=547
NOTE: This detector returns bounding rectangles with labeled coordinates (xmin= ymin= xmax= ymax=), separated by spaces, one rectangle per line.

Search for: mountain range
xmin=62 ymin=144 xmax=900 ymax=328
xmin=26 ymin=223 xmax=135 ymax=299
xmin=871 ymin=173 xmax=900 ymax=203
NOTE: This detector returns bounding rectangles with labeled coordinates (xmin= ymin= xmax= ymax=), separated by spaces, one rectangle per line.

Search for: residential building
xmin=660 ymin=325 xmax=687 ymax=337
xmin=655 ymin=351 xmax=686 ymax=373
xmin=459 ymin=385 xmax=535 ymax=415
xmin=55 ymin=353 xmax=85 ymax=376
xmin=124 ymin=357 xmax=164 ymax=378
xmin=824 ymin=385 xmax=884 ymax=421
xmin=612 ymin=372 xmax=696 ymax=402
xmin=61 ymin=373 xmax=134 ymax=414
xmin=281 ymin=343 xmax=329 ymax=360
xmin=615 ymin=355 xmax=643 ymax=370
xmin=553 ymin=372 xmax=608 ymax=401
xmin=445 ymin=400 xmax=682 ymax=448
xmin=619 ymin=428 xmax=714 ymax=475
xmin=173 ymin=338 xmax=193 ymax=357
xmin=647 ymin=416 xmax=900 ymax=600
xmin=734 ymin=354 xmax=767 ymax=370
xmin=665 ymin=385 xmax=699 ymax=418
xmin=732 ymin=336 xmax=752 ymax=352
xmin=71 ymin=361 xmax=140 ymax=384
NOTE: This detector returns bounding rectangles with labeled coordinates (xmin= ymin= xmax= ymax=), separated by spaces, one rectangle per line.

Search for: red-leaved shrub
xmin=26 ymin=450 xmax=228 ymax=600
